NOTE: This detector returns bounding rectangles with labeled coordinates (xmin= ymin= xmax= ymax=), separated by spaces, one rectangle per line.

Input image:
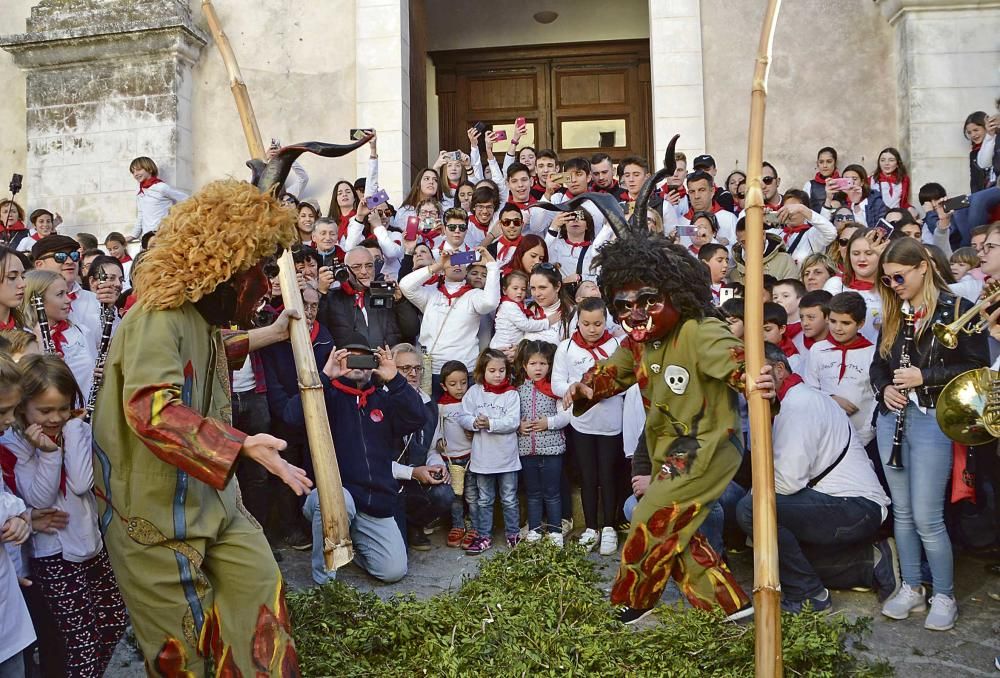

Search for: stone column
xmin=876 ymin=0 xmax=1000 ymax=193
xmin=0 ymin=0 xmax=206 ymax=238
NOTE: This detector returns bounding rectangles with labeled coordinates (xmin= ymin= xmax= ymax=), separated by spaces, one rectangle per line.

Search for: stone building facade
xmin=0 ymin=0 xmax=996 ymax=240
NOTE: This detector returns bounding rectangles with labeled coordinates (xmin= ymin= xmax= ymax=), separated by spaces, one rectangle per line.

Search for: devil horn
xmin=252 ymin=134 xmax=375 ymax=196
xmin=630 ymin=134 xmax=680 ymax=231
xmin=533 ymin=192 xmax=633 ymax=241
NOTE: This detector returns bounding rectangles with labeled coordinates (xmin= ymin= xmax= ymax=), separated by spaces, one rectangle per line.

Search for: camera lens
xmin=333 ymin=266 xmax=350 ymax=283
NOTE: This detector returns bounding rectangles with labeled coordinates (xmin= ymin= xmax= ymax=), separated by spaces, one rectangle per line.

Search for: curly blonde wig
xmin=136 ymin=179 xmax=296 ymax=310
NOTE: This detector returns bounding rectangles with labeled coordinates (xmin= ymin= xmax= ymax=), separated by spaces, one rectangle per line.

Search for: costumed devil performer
xmin=563 ymin=228 xmax=775 ymax=624
xmin=92 ymin=178 xmax=312 ymax=676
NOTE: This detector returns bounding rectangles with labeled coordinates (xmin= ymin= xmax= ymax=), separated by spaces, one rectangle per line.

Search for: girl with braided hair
xmin=564 ymin=229 xmax=774 ymax=624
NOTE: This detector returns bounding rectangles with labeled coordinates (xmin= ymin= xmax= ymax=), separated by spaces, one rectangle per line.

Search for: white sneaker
xmin=599 ymin=526 xmax=618 ymax=555
xmin=881 ymin=582 xmax=926 ymax=620
xmin=924 ymin=594 xmax=958 ymax=631
xmin=578 ymin=528 xmax=598 ymax=552
xmin=524 ymin=529 xmax=542 ymax=543
xmin=561 ymin=518 xmax=573 ymax=536
xmin=546 ymin=532 xmax=564 ymax=547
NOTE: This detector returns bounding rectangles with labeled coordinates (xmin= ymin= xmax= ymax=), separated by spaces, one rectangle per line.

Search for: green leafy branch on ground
xmin=288 ymin=543 xmax=893 ymax=677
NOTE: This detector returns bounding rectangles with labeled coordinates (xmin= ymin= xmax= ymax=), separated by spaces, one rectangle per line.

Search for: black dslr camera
xmin=369 ymin=280 xmax=396 ymax=309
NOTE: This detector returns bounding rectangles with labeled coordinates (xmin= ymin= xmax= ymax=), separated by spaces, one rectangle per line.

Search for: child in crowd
xmin=458 ymin=349 xmax=521 ymax=554
xmin=798 ymin=289 xmax=832 ymax=351
xmin=21 ymin=270 xmax=96 ymax=398
xmin=436 ymin=207 xmax=473 ymax=258
xmin=870 ymin=147 xmax=911 ymax=210
xmin=432 ymin=360 xmax=479 ymax=549
xmin=721 ymin=297 xmax=750 ymax=447
xmin=0 ymin=330 xmax=39 ymax=362
xmin=949 ymin=247 xmax=985 ymax=302
xmin=552 ymin=297 xmax=624 ymax=555
xmin=491 ymin=271 xmax=557 ymax=349
xmin=16 ymin=208 xmax=59 ymax=253
xmin=804 ymin=291 xmax=876 ymax=445
xmin=128 ymin=156 xmax=187 ymax=242
xmin=698 ymin=242 xmax=729 ymax=305
xmin=5 ymin=355 xmax=127 ymax=677
xmin=103 ymin=231 xmax=133 ymax=282
xmin=763 ymin=301 xmax=804 ymax=374
xmin=514 ymin=340 xmax=570 ymax=545
xmin=772 ymin=278 xmax=806 ymax=352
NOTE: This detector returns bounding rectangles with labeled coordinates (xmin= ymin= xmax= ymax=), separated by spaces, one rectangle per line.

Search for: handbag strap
xmin=808 ymin=424 xmax=851 ymax=488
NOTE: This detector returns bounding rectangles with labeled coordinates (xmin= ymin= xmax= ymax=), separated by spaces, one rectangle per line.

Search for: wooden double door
xmin=430 ymin=40 xmax=652 ymax=166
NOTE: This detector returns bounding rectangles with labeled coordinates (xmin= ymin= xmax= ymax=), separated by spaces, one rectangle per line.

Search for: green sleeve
xmin=695 ymin=318 xmax=747 ymax=393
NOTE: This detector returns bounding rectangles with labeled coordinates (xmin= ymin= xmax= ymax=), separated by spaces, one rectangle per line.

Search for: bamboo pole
xmin=201 ymin=0 xmax=353 ymax=570
xmin=744 ymin=1 xmax=783 ymax=676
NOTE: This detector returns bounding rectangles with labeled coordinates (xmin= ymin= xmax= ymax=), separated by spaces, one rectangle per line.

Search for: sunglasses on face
xmin=880 ymin=267 xmax=915 ymax=287
xmin=500 ymin=218 xmax=524 ymax=227
xmin=833 ymin=214 xmax=852 ymax=222
xmin=612 ymin=292 xmax=663 ymax=316
xmin=837 ymin=237 xmax=851 ymax=247
xmin=532 ymin=262 xmax=558 ymax=274
xmin=446 ymin=224 xmax=468 ymax=232
xmin=44 ymin=251 xmax=81 ymax=264
xmin=761 ymin=176 xmax=777 ymax=186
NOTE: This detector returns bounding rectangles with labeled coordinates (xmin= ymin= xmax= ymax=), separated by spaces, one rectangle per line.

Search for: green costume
xmin=582 ymin=317 xmax=750 ymax=614
xmin=93 ymin=303 xmax=297 ymax=677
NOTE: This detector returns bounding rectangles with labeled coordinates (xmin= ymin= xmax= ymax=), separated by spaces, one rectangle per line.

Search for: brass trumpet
xmin=936 ymin=367 xmax=1000 ymax=445
xmin=932 ymin=280 xmax=1000 ymax=349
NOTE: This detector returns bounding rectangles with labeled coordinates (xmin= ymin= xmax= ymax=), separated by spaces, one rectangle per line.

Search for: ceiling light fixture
xmin=533 ymin=11 xmax=558 ymax=24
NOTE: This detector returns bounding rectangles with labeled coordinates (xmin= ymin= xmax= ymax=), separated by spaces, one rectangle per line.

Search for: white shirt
xmin=457 ymin=385 xmax=521 ymax=474
xmin=399 ymin=262 xmax=501 ymax=372
xmin=432 ymin=401 xmax=472 ymax=458
xmin=5 ymin=419 xmax=102 ymax=562
xmin=0 ymin=487 xmax=34 ymax=663
xmin=490 ymin=299 xmax=550 ymax=350
xmin=765 ymin=210 xmax=836 ymax=268
xmin=551 ymin=335 xmax=624 ymax=436
xmin=58 ymin=322 xmax=97 ymax=401
xmin=805 ymin=338 xmax=878 ymax=445
xmin=823 ymin=278 xmax=883 ymax=344
xmin=772 ymin=382 xmax=889 ymax=520
xmin=132 ymin=181 xmax=188 ymax=239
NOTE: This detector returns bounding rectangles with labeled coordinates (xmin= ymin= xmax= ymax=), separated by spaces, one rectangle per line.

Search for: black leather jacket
xmin=870 ymin=291 xmax=989 ymax=414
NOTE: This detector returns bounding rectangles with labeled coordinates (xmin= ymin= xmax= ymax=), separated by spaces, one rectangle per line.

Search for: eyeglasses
xmin=473 ymin=205 xmax=494 ymax=212
xmin=983 ymin=242 xmax=1000 ymax=255
xmin=349 ymin=262 xmax=375 ymax=272
xmin=611 ymin=291 xmax=664 ymax=316
xmin=880 ymin=266 xmax=916 ymax=287
xmin=761 ymin=176 xmax=777 ymax=186
xmin=833 ymin=214 xmax=853 ymax=222
xmin=303 ymin=302 xmax=319 ymax=311
xmin=43 ymin=251 xmax=81 ymax=264
xmin=397 ymin=364 xmax=423 ymax=374
xmin=837 ymin=237 xmax=851 ymax=247
xmin=500 ymin=218 xmax=524 ymax=227
xmin=446 ymin=224 xmax=468 ymax=232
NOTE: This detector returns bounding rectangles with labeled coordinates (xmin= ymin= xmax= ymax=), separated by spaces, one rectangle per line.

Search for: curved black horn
xmin=533 ymin=192 xmax=632 ymax=241
xmin=630 ymin=134 xmax=680 ymax=230
xmin=252 ymin=135 xmax=374 ymax=195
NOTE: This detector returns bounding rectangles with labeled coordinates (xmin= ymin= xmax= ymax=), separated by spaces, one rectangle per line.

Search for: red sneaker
xmin=447 ymin=528 xmax=465 ymax=547
xmin=461 ymin=530 xmax=478 ymax=550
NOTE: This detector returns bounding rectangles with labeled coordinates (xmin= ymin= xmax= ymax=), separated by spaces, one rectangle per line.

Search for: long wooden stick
xmin=744 ymin=1 xmax=783 ymax=676
xmin=201 ymin=0 xmax=353 ymax=570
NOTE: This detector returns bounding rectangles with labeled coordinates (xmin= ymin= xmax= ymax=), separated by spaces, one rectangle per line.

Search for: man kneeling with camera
xmin=287 ymin=333 xmax=426 ymax=585
xmin=319 ymin=245 xmax=403 ymax=349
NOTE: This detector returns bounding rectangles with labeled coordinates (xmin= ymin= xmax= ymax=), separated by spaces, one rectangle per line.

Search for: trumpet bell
xmin=936 ymin=367 xmax=998 ymax=446
xmin=931 ymin=322 xmax=958 ymax=350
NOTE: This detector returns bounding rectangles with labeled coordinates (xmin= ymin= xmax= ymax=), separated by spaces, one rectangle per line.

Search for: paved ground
xmin=101 ymin=527 xmax=1000 ymax=676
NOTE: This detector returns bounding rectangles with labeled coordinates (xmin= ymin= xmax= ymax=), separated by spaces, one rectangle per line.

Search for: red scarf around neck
xmin=50 ymin=319 xmax=70 ymax=356
xmin=336 ymin=211 xmax=357 ymax=243
xmin=781 ymin=223 xmax=811 ymax=242
xmin=803 ymin=334 xmax=824 ymax=350
xmin=564 ymin=235 xmax=591 ymax=254
xmin=777 ymin=334 xmax=799 ymax=358
xmin=331 ymin=378 xmax=376 ymax=409
xmin=533 ymin=378 xmax=558 ymax=400
xmin=501 ymin=295 xmax=543 ymax=319
xmin=572 ymin=329 xmax=614 ymax=361
xmin=813 ymin=170 xmax=840 ymax=185
xmin=309 ymin=320 xmax=320 ymax=343
xmin=776 ymin=373 xmax=803 ymax=402
xmin=137 ymin=176 xmax=163 ymax=194
xmin=439 ymin=392 xmax=462 ymax=405
xmin=483 ymin=378 xmax=515 ymax=395
xmin=0 ymin=314 xmax=15 ymax=331
xmin=119 ymin=253 xmax=132 ymax=264
xmin=825 ymin=334 xmax=873 ymax=382
xmin=510 ymin=196 xmax=537 ymax=211
xmin=684 ymin=201 xmax=723 ymax=221
xmin=438 ymin=280 xmax=474 ymax=306
xmin=498 ymin=234 xmax=522 ymax=261
xmin=847 ymin=278 xmax=875 ymax=291
xmin=785 ymin=321 xmax=802 ymax=341
xmin=469 ymin=215 xmax=490 ymax=233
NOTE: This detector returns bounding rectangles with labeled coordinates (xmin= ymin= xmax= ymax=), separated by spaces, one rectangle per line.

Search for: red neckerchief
xmin=803 ymin=334 xmax=823 ymax=350
xmin=309 ymin=320 xmax=320 ymax=343
xmin=825 ymin=334 xmax=873 ymax=382
xmin=422 ymin=274 xmax=442 ymax=287
xmin=776 ymin=373 xmax=804 ymax=402
xmin=0 ymin=220 xmax=26 ymax=234
xmin=498 ymin=234 xmax=522 ymax=261
xmin=438 ymin=279 xmax=474 ymax=306
xmin=572 ymin=329 xmax=613 ymax=361
xmin=119 ymin=253 xmax=132 ymax=264
xmin=781 ymin=222 xmax=811 ymax=242
xmin=439 ymin=393 xmax=462 ymax=405
xmin=533 ymin=379 xmax=558 ymax=400
xmin=469 ymin=215 xmax=490 ymax=233
xmin=336 ymin=211 xmax=357 ymax=243
xmin=501 ymin=295 xmax=543 ymax=319
xmin=51 ymin=319 xmax=70 ymax=356
xmin=30 ymin=231 xmax=41 ymax=241
xmin=785 ymin=321 xmax=802 ymax=341
xmin=813 ymin=170 xmax=839 ymax=185
xmin=420 ymin=229 xmax=440 ymax=248
xmin=0 ymin=315 xmax=15 ymax=331
xmin=777 ymin=334 xmax=799 ymax=358
xmin=66 ymin=290 xmax=77 ymax=303
xmin=531 ymin=178 xmax=545 ymax=193
xmin=563 ymin=189 xmax=578 ymax=200
xmin=483 ymin=378 xmax=515 ymax=395
xmin=137 ymin=176 xmax=163 ymax=194
xmin=331 ymin=378 xmax=376 ymax=409
xmin=509 ymin=196 xmax=537 ymax=211
xmin=591 ymin=180 xmax=619 ymax=194
xmin=847 ymin=278 xmax=874 ymax=291
xmin=688 ymin=244 xmax=701 ymax=256
xmin=564 ymin=236 xmax=591 ymax=255
xmin=448 ymin=181 xmax=459 ymax=190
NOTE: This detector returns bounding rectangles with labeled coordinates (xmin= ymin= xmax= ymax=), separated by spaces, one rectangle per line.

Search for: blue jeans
xmin=876 ymin=405 xmax=954 ymax=596
xmin=521 ymin=455 xmax=563 ymax=533
xmin=444 ymin=457 xmax=479 ymax=530
xmin=624 ymin=493 xmax=725 ymax=556
xmin=304 ymin=488 xmax=407 ymax=585
xmin=0 ymin=653 xmax=24 ymax=678
xmin=475 ymin=471 xmax=520 ymax=538
xmin=737 ymin=488 xmax=882 ymax=601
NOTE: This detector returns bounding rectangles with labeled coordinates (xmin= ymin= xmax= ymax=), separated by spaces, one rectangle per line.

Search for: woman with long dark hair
xmin=393 ymin=168 xmax=443 ymax=232
xmin=523 ymin=263 xmax=574 ymax=345
xmin=870 ymin=237 xmax=988 ymax=631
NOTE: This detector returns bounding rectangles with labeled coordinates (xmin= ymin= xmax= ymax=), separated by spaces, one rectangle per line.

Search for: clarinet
xmin=84 ymin=270 xmax=115 ymax=422
xmin=887 ymin=302 xmax=915 ymax=470
xmin=31 ymin=292 xmax=56 ymax=354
